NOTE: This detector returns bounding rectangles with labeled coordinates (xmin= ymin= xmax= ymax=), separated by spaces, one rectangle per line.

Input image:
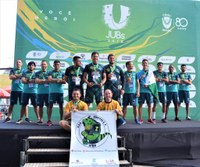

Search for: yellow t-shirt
xmin=64 ymin=100 xmax=88 ymax=113
xmin=97 ymin=100 xmax=122 ymax=117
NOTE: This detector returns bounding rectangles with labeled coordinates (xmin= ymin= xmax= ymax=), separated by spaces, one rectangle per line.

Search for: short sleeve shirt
xmin=35 ymin=70 xmax=49 ymax=94
xmin=22 ymin=70 xmax=37 ymax=93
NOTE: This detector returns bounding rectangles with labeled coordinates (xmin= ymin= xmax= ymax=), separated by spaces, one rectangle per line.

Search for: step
xmin=26 ymin=147 xmax=127 ymax=155
xmin=27 ymin=148 xmax=70 ymax=155
xmin=23 ymin=160 xmax=131 ymax=167
xmin=27 ymin=136 xmax=70 ymax=141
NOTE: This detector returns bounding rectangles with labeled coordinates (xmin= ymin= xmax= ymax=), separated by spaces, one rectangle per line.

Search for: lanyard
xmin=42 ymin=71 xmax=47 ymax=79
xmin=110 ymin=65 xmax=116 ymax=73
xmin=28 ymin=71 xmax=34 ymax=79
xmin=16 ymin=68 xmax=21 ymax=74
xmin=168 ymin=72 xmax=174 ymax=80
xmin=127 ymin=71 xmax=133 ymax=78
xmin=73 ymin=100 xmax=80 ymax=106
xmin=74 ymin=67 xmax=80 ymax=77
xmin=92 ymin=63 xmax=98 ymax=71
xmin=180 ymin=73 xmax=185 ymax=79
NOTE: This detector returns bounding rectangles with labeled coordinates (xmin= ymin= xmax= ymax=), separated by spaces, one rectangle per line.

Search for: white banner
xmin=69 ymin=111 xmax=119 ymax=167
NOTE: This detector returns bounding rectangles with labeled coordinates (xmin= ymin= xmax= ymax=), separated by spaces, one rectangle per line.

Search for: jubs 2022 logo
xmin=75 ymin=115 xmax=112 ymax=148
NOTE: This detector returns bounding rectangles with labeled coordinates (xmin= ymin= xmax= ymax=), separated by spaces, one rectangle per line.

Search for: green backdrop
xmin=13 ymin=0 xmax=200 ymax=121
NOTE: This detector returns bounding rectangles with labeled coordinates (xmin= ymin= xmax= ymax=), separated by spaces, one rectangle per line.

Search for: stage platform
xmin=1 ymin=119 xmax=200 ymax=167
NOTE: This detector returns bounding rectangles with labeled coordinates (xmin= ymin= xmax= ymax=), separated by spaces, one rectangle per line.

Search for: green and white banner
xmin=15 ymin=0 xmax=200 ymax=119
xmin=70 ymin=111 xmax=119 ymax=167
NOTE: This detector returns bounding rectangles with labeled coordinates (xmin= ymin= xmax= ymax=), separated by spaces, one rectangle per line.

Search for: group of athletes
xmin=3 ymin=51 xmax=192 ymax=131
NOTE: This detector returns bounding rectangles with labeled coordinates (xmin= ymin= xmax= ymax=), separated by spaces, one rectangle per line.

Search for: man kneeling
xmin=59 ymin=88 xmax=88 ymax=131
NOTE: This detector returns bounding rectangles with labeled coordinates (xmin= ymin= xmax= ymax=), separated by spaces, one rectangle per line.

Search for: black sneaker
xmin=16 ymin=119 xmax=23 ymax=124
xmin=161 ymin=119 xmax=168 ymax=123
xmin=4 ymin=117 xmax=11 ymax=123
xmin=25 ymin=118 xmax=32 ymax=123
xmin=186 ymin=116 xmax=191 ymax=120
xmin=175 ymin=117 xmax=181 ymax=121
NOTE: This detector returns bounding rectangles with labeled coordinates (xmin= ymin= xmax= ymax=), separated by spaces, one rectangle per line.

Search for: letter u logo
xmin=103 ymin=4 xmax=130 ymax=30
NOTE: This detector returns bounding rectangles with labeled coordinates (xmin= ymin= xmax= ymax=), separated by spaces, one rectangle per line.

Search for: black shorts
xmin=85 ymin=87 xmax=103 ymax=104
xmin=10 ymin=91 xmax=22 ymax=105
xmin=37 ymin=94 xmax=49 ymax=107
xmin=49 ymin=93 xmax=64 ymax=105
xmin=138 ymin=92 xmax=153 ymax=105
xmin=153 ymin=92 xmax=167 ymax=104
xmin=123 ymin=93 xmax=138 ymax=106
xmin=21 ymin=93 xmax=37 ymax=106
xmin=179 ymin=90 xmax=190 ymax=104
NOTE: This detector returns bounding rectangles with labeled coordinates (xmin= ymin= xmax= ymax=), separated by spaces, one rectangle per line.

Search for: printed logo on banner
xmin=175 ymin=17 xmax=188 ymax=30
xmin=178 ymin=57 xmax=195 ymax=64
xmin=26 ymin=51 xmax=48 ymax=59
xmin=74 ymin=53 xmax=91 ymax=60
xmin=103 ymin=4 xmax=130 ymax=43
xmin=49 ymin=52 xmax=70 ymax=60
xmin=137 ymin=55 xmax=156 ymax=62
xmin=117 ymin=54 xmax=136 ymax=62
xmin=158 ymin=56 xmax=176 ymax=64
xmin=99 ymin=54 xmax=108 ymax=61
xmin=75 ymin=115 xmax=112 ymax=148
xmin=162 ymin=14 xmax=172 ymax=31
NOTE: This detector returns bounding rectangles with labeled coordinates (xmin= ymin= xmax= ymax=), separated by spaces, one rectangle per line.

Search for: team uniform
xmin=63 ymin=100 xmax=88 ymax=124
xmin=84 ymin=63 xmax=104 ymax=104
xmin=9 ymin=68 xmax=24 ymax=105
xmin=97 ymin=99 xmax=124 ymax=127
xmin=137 ymin=70 xmax=153 ymax=104
xmin=65 ymin=66 xmax=84 ymax=101
xmin=103 ymin=64 xmax=124 ymax=103
xmin=153 ymin=70 xmax=167 ymax=103
xmin=123 ymin=71 xmax=138 ymax=106
xmin=178 ymin=72 xmax=192 ymax=104
xmin=35 ymin=70 xmax=49 ymax=107
xmin=48 ymin=70 xmax=65 ymax=105
xmin=166 ymin=72 xmax=179 ymax=104
xmin=21 ymin=70 xmax=37 ymax=106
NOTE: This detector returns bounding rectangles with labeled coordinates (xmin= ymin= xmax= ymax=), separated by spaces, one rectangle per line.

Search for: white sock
xmin=162 ymin=113 xmax=166 ymax=119
xmin=152 ymin=112 xmax=156 ymax=119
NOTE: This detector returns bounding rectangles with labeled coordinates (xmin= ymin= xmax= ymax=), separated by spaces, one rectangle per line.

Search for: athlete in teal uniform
xmin=122 ymin=61 xmax=140 ymax=124
xmin=4 ymin=59 xmax=26 ymax=122
xmin=35 ymin=60 xmax=49 ymax=123
xmin=17 ymin=61 xmax=39 ymax=124
xmin=178 ymin=64 xmax=192 ymax=120
xmin=152 ymin=62 xmax=168 ymax=123
xmin=166 ymin=64 xmax=180 ymax=121
xmin=48 ymin=60 xmax=66 ymax=126
xmin=83 ymin=51 xmax=106 ymax=106
xmin=137 ymin=59 xmax=154 ymax=124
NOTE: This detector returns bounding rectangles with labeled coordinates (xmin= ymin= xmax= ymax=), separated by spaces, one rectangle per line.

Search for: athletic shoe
xmin=161 ymin=118 xmax=168 ymax=123
xmin=25 ymin=118 xmax=32 ymax=123
xmin=16 ymin=119 xmax=23 ymax=124
xmin=4 ymin=117 xmax=11 ymax=123
xmin=186 ymin=116 xmax=191 ymax=120
xmin=47 ymin=120 xmax=53 ymax=126
xmin=175 ymin=117 xmax=181 ymax=121
xmin=148 ymin=119 xmax=156 ymax=124
xmin=135 ymin=119 xmax=141 ymax=125
xmin=139 ymin=119 xmax=144 ymax=124
xmin=37 ymin=120 xmax=43 ymax=124
xmin=152 ymin=119 xmax=156 ymax=124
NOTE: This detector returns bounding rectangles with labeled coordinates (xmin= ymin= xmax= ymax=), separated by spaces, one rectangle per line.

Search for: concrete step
xmin=27 ymin=136 xmax=70 ymax=141
xmin=26 ymin=147 xmax=127 ymax=155
xmin=24 ymin=160 xmax=131 ymax=167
